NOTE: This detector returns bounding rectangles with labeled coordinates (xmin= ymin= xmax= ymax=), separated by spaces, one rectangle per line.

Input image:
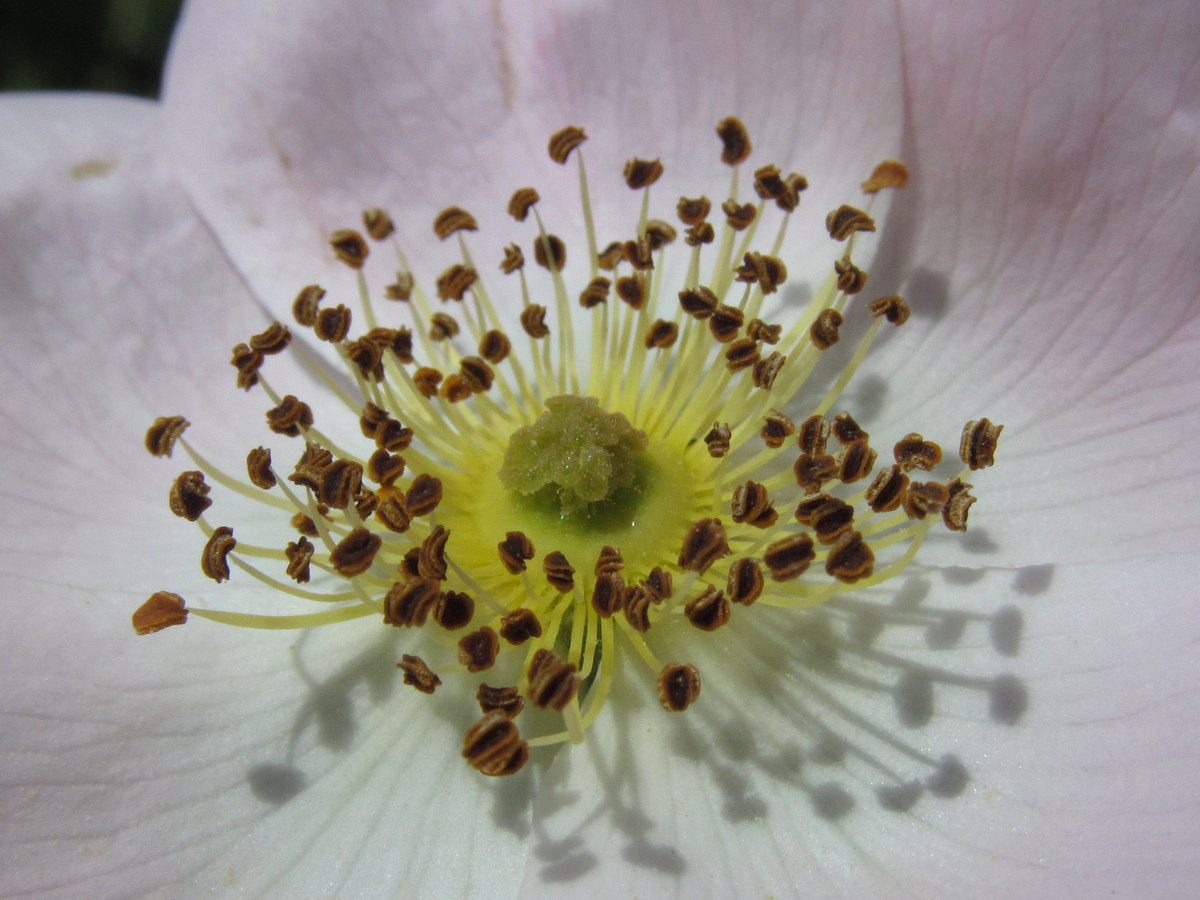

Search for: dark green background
xmin=1 ymin=0 xmax=185 ymax=97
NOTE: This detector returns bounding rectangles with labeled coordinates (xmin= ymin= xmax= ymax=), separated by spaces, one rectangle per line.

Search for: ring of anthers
xmin=136 ymin=118 xmax=1002 ymax=777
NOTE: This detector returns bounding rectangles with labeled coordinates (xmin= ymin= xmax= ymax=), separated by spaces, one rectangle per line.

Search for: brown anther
xmin=534 ymin=234 xmax=566 ymax=271
xmin=726 ymin=558 xmax=765 ymax=606
xmin=644 ymin=566 xmax=674 ymax=601
xmin=752 ymin=351 xmax=786 ymax=390
xmin=861 ymin=160 xmax=910 ymax=194
xmin=794 ymin=453 xmax=838 ymax=492
xmin=904 ymin=481 xmax=950 ymax=520
xmin=753 ymin=165 xmax=802 ymax=212
xmin=548 ymin=126 xmax=587 ymax=164
xmin=436 ymin=264 xmax=478 ymax=302
xmin=354 ymin=487 xmax=379 ymax=519
xmin=367 ymin=449 xmax=405 ymax=487
xmin=624 ymin=157 xmax=663 ymax=190
xmin=477 ymin=685 xmax=524 ymax=719
xmin=374 ymin=419 xmax=413 ymax=452
xmin=133 ymin=592 xmax=188 ymax=635
xmin=415 ymin=525 xmax=449 ymax=581
xmin=716 ymin=117 xmax=752 ymax=166
xmin=586 ymin=545 xmax=621 ymax=576
xmin=496 ymin=531 xmax=536 ymax=575
xmin=709 ymin=305 xmax=744 ymax=342
xmin=381 ymin=326 xmax=414 ymax=363
xmin=169 ymin=470 xmax=211 ymax=522
xmin=704 ymin=422 xmax=732 ymax=458
xmin=374 ymin=490 xmax=412 ymax=533
xmin=292 ymin=285 xmax=325 ymax=326
xmin=615 ymin=274 xmax=647 ymax=309
xmin=459 ymin=356 xmax=494 ymax=393
xmin=266 ymin=395 xmax=313 ymax=437
xmin=746 ymin=319 xmax=781 ymax=344
xmin=500 ymin=608 xmax=542 ymax=645
xmin=520 ymin=305 xmax=550 ymax=339
xmin=623 ymin=587 xmax=654 ymax=633
xmin=385 ymin=271 xmax=414 ymax=302
xmin=866 ymin=464 xmax=909 ymax=512
xmin=760 ymin=410 xmax=795 ymax=448
xmin=834 ymin=258 xmax=868 ymax=294
xmin=645 ymin=219 xmax=677 ymax=250
xmin=622 ymin=235 xmax=655 ymax=271
xmin=731 ymin=480 xmax=778 ymax=528
xmin=763 ymin=533 xmax=815 ymax=581
xmin=329 ymin=229 xmax=369 ymax=268
xmin=679 ymin=286 xmax=719 ymax=319
xmin=792 ymin=492 xmax=831 ymax=526
xmin=735 ymin=251 xmax=788 ymax=294
xmin=284 ymin=536 xmax=314 ymax=583
xmin=429 ymin=312 xmax=460 ymax=341
xmin=894 ymin=434 xmax=943 ymax=472
xmin=508 ymin=187 xmax=540 ymax=222
xmin=832 ymin=413 xmax=868 ymax=445
xmin=479 ymin=329 xmax=512 ymax=363
xmin=810 ymin=308 xmax=844 ymax=349
xmin=658 ymin=662 xmax=702 ymax=711
xmin=245 ymin=446 xmax=276 ymax=489
xmin=413 ymin=367 xmax=443 ymax=398
xmin=797 ymin=414 xmax=830 ymax=455
xmin=826 ymin=205 xmax=876 ymax=241
xmin=838 ymin=441 xmax=877 ymax=484
xmin=362 ymin=207 xmax=395 ymax=241
xmin=724 ymin=338 xmax=760 ymax=372
xmin=684 ymin=222 xmax=716 ymax=245
xmin=230 ymin=343 xmax=263 ymax=390
xmin=645 ymin=319 xmax=679 ymax=349
xmin=145 ymin=415 xmax=188 ymax=458
xmin=591 ymin=573 xmax=625 ymax=618
xmin=943 ymin=479 xmax=976 ymax=532
xmin=345 ymin=338 xmax=384 ymax=381
xmin=677 ymin=195 xmax=712 ymax=226
xmin=201 ymin=526 xmax=237 ymax=582
xmin=867 ymin=294 xmax=910 ymax=325
xmin=398 ymin=547 xmax=421 ymax=580
xmin=384 ymin=577 xmax=441 ymax=627
xmin=459 ymin=627 xmax=500 ymax=672
xmin=433 ymin=590 xmax=474 ymax=631
xmin=597 ymin=241 xmax=624 ymax=270
xmin=527 ymin=649 xmax=581 ymax=711
xmin=685 ymin=586 xmax=731 ymax=631
xmin=805 ymin=496 xmax=856 ymax=545
xmin=678 ymin=518 xmax=730 ymax=574
xmin=579 ymin=276 xmax=611 ymax=309
xmin=441 ymin=375 xmax=475 ymax=404
xmin=462 ymin=710 xmax=529 ymax=776
xmin=543 ymin=551 xmax=575 ymax=593
xmin=500 ymin=243 xmax=525 ymax=274
xmin=291 ymin=513 xmax=319 ymax=537
xmin=249 ymin=321 xmax=291 ymax=355
xmin=825 ymin=531 xmax=874 ymax=583
xmin=314 ymin=304 xmax=352 ymax=342
xmin=722 ymin=199 xmax=757 ymax=231
xmin=405 ymin=473 xmax=443 ymax=517
xmin=398 ymin=654 xmax=441 ymax=694
xmin=330 ymin=527 xmax=381 ymax=577
xmin=433 ymin=206 xmax=478 ymax=241
xmin=960 ymin=418 xmax=1003 ymax=470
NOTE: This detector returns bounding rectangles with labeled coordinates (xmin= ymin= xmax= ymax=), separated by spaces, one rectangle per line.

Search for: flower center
xmin=135 ymin=117 xmax=1003 ymax=779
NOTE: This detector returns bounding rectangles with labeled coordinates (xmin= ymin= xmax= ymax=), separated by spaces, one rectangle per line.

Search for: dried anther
xmin=417 ymin=525 xmax=450 ymax=581
xmin=362 ymin=208 xmax=394 ymax=240
xmin=825 ymin=531 xmax=874 ymax=583
xmin=463 ymin=710 xmax=528 ymax=776
xmin=385 ymin=271 xmax=415 ymax=301
xmin=794 ymin=453 xmax=838 ymax=492
xmin=724 ymin=338 xmax=760 ymax=372
xmin=735 ymin=251 xmax=788 ymax=294
xmin=508 ymin=188 xmax=540 ymax=221
xmin=894 ymin=434 xmax=943 ymax=471
xmin=527 ymin=650 xmax=581 ymax=711
xmin=678 ymin=518 xmax=730 ymax=574
xmin=866 ymin=464 xmax=909 ymax=512
xmin=722 ymin=199 xmax=757 ymax=231
xmin=867 ymin=294 xmax=910 ymax=325
xmin=249 ymin=321 xmax=291 ymax=355
xmin=292 ymin=285 xmax=325 ymax=326
xmin=330 ymin=527 xmax=381 ymax=577
xmin=834 ymin=258 xmax=868 ymax=294
xmin=429 ymin=312 xmax=460 ymax=341
xmin=459 ymin=627 xmax=500 ymax=672
xmin=624 ymin=158 xmax=663 ymax=190
xmin=704 ymin=422 xmax=732 ymax=458
xmin=904 ymin=481 xmax=950 ymax=520
xmin=521 ymin=305 xmax=550 ymax=339
xmin=591 ymin=573 xmax=626 ymax=618
xmin=623 ymin=587 xmax=654 ymax=633
xmin=716 ymin=117 xmax=752 ymax=165
xmin=685 ymin=221 xmax=715 ymax=245
xmin=201 ymin=526 xmax=237 ymax=582
xmin=433 ymin=207 xmax=478 ymax=240
xmin=266 ymin=395 xmax=313 ymax=437
xmin=761 ymin=410 xmax=795 ymax=448
xmin=285 ymin=536 xmax=314 ymax=583
xmin=861 ymin=160 xmax=910 ymax=193
xmin=398 ymin=654 xmax=441 ymax=694
xmin=747 ymin=319 xmax=781 ymax=344
xmin=436 ymin=264 xmax=478 ymax=301
xmin=709 ymin=305 xmax=744 ymax=342
xmin=145 ymin=416 xmax=188 ymax=458
xmin=133 ymin=592 xmax=188 ymax=635
xmin=961 ymin=419 xmax=1003 ymax=470
xmin=622 ymin=235 xmax=655 ymax=271
xmin=943 ymin=479 xmax=976 ymax=532
xmin=169 ymin=470 xmax=211 ymax=521
xmin=797 ymin=415 xmax=830 ymax=455
xmin=314 ymin=305 xmax=352 ymax=342
xmin=328 ymin=229 xmax=369 ymax=268
xmin=727 ymin=558 xmax=765 ymax=606
xmin=433 ymin=590 xmax=474 ymax=631
xmin=658 ymin=662 xmax=702 ymax=712
xmin=543 ymin=551 xmax=575 ymax=593
xmin=412 ymin=367 xmax=442 ymax=398
xmin=367 ymin=449 xmax=405 ymax=487
xmin=810 ymin=308 xmax=844 ymax=349
xmin=616 ymin=274 xmax=647 ymax=309
xmin=478 ymin=684 xmax=524 ymax=719
xmin=826 ymin=205 xmax=876 ymax=241
xmin=833 ymin=413 xmax=868 ymax=445
xmin=763 ymin=533 xmax=815 ymax=581
xmin=534 ymin=234 xmax=566 ymax=271
xmin=752 ymin=352 xmax=786 ymax=390
xmin=500 ymin=608 xmax=542 ymax=645
xmin=677 ymin=195 xmax=711 ymax=225
xmin=838 ymin=441 xmax=877 ymax=484
xmin=385 ymin=578 xmax=441 ymax=627
xmin=645 ymin=319 xmax=679 ymax=349
xmin=319 ymin=459 xmax=363 ymax=509
xmin=579 ymin=276 xmax=611 ymax=308
xmin=479 ymin=330 xmax=512 ymax=363
xmin=645 ymin=219 xmax=677 ymax=249
xmin=679 ymin=286 xmax=719 ymax=319
xmin=548 ymin=126 xmax=587 ymax=164
xmin=731 ymin=480 xmax=778 ymax=528
xmin=498 ymin=531 xmax=536 ymax=574
xmin=801 ymin=496 xmax=856 ymax=544
xmin=685 ymin=586 xmax=731 ymax=631
xmin=230 ymin=343 xmax=263 ymax=390
xmin=643 ymin=566 xmax=674 ymax=601
xmin=405 ymin=474 xmax=443 ymax=517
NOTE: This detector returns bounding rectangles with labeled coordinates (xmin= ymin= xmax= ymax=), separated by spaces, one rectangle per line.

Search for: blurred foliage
xmin=1 ymin=0 xmax=185 ymax=97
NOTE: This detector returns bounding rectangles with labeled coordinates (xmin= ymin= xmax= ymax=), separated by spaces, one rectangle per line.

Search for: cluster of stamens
xmin=136 ymin=118 xmax=1002 ymax=777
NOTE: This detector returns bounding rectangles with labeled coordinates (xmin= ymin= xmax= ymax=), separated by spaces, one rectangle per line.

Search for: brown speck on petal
xmin=658 ymin=662 xmax=702 ymax=711
xmin=826 ymin=205 xmax=876 ymax=241
xmin=398 ymin=654 xmax=441 ymax=694
xmin=133 ymin=592 xmax=188 ymax=635
xmin=145 ymin=416 xmax=188 ymax=458
xmin=960 ymin=418 xmax=1003 ymax=470
xmin=433 ymin=206 xmax=478 ymax=240
xmin=201 ymin=526 xmax=237 ymax=582
xmin=169 ymin=470 xmax=211 ymax=521
xmin=716 ymin=117 xmax=752 ymax=166
xmin=329 ymin=229 xmax=369 ymax=268
xmin=861 ymin=160 xmax=910 ymax=194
